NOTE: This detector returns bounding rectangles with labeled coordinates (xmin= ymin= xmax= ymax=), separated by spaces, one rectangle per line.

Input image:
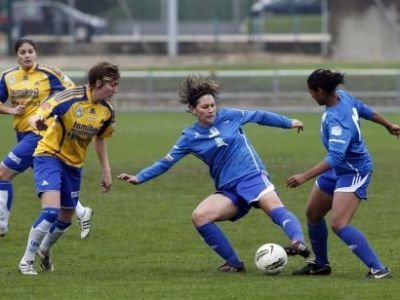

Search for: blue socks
xmin=49 ymin=219 xmax=71 ymax=233
xmin=308 ymin=219 xmax=329 ymax=265
xmin=308 ymin=221 xmax=385 ymax=269
xmin=196 ymin=211 xmax=385 ymax=271
xmin=336 ymin=225 xmax=384 ymax=270
xmin=196 ymin=223 xmax=242 ymax=267
xmin=32 ymin=207 xmax=60 ymax=228
xmin=270 ymin=207 xmax=305 ymax=243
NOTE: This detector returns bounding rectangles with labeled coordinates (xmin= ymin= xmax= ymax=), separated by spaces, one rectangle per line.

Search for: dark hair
xmin=88 ymin=62 xmax=120 ymax=87
xmin=178 ymin=74 xmax=219 ymax=107
xmin=14 ymin=38 xmax=37 ymax=54
xmin=307 ymin=69 xmax=345 ymax=94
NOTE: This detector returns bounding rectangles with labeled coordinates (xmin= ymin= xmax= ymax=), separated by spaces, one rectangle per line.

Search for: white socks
xmin=22 ymin=220 xmax=53 ymax=262
xmin=75 ymin=201 xmax=86 ymax=219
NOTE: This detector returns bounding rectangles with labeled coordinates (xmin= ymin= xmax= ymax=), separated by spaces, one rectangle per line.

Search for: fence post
xmin=396 ymin=70 xmax=400 ymax=104
xmin=6 ymin=0 xmax=13 ymax=56
xmin=321 ymin=0 xmax=329 ymax=57
xmin=146 ymin=71 xmax=153 ymax=107
xmin=166 ymin=0 xmax=178 ymax=57
xmin=272 ymin=71 xmax=280 ymax=104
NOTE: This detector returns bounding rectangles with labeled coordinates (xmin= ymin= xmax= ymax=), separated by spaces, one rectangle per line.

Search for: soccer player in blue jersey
xmin=287 ymin=68 xmax=400 ymax=279
xmin=18 ymin=61 xmax=119 ymax=275
xmin=0 ymin=38 xmax=94 ymax=239
xmin=118 ymin=74 xmax=310 ymax=272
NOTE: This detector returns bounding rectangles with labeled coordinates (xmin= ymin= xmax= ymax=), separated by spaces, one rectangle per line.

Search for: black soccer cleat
xmin=292 ymin=260 xmax=332 ymax=276
xmin=284 ymin=241 xmax=311 ymax=258
xmin=217 ymin=261 xmax=246 ymax=273
xmin=366 ymin=267 xmax=392 ymax=279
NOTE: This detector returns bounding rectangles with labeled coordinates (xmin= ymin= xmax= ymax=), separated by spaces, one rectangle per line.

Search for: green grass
xmin=1 ymin=112 xmax=400 ymax=299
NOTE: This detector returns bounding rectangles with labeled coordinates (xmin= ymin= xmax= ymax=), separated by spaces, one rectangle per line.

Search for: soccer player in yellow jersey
xmin=18 ymin=61 xmax=119 ymax=275
xmin=0 ymin=38 xmax=94 ymax=239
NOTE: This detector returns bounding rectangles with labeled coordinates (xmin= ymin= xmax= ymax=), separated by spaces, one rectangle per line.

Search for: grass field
xmin=0 ymin=111 xmax=399 ymax=299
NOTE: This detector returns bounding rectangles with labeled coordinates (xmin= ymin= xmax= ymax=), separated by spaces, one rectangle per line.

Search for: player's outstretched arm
xmin=287 ymin=160 xmax=331 ymax=188
xmin=118 ymin=173 xmax=140 ymax=185
xmin=370 ymin=111 xmax=400 ymax=137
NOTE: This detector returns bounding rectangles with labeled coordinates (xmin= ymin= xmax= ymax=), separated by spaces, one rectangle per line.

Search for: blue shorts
xmin=33 ymin=156 xmax=82 ymax=209
xmin=1 ymin=131 xmax=41 ymax=173
xmin=316 ymin=169 xmax=372 ymax=200
xmin=216 ymin=171 xmax=275 ymax=221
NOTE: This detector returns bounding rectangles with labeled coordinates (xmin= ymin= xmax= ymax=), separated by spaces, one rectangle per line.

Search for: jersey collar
xmin=19 ymin=62 xmax=38 ymax=74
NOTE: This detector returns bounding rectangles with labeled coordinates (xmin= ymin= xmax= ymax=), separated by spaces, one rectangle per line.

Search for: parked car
xmin=251 ymin=0 xmax=322 ymax=16
xmin=0 ymin=0 xmax=107 ymax=41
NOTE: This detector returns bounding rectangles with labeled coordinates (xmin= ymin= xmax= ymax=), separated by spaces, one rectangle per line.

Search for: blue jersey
xmin=137 ymin=108 xmax=292 ymax=188
xmin=322 ymin=89 xmax=374 ymax=175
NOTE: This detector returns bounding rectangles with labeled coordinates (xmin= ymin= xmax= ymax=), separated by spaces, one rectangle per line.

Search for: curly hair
xmin=178 ymin=74 xmax=219 ymax=108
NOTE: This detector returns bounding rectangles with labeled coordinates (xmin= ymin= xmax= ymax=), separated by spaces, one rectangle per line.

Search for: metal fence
xmin=67 ymin=69 xmax=400 ymax=112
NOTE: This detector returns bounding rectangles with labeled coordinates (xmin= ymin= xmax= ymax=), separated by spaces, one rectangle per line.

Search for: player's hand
xmin=291 ymin=119 xmax=304 ymax=133
xmin=13 ymin=104 xmax=25 ymax=115
xmin=117 ymin=173 xmax=140 ymax=185
xmin=100 ymin=172 xmax=112 ymax=193
xmin=388 ymin=123 xmax=400 ymax=138
xmin=35 ymin=116 xmax=48 ymax=131
xmin=286 ymin=173 xmax=307 ymax=188
xmin=29 ymin=115 xmax=48 ymax=131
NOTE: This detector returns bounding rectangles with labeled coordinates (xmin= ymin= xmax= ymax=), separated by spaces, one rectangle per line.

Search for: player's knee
xmin=305 ymin=207 xmax=322 ymax=223
xmin=330 ymin=219 xmax=346 ymax=233
xmin=0 ymin=165 xmax=11 ymax=181
xmin=192 ymin=209 xmax=211 ymax=226
xmin=58 ymin=208 xmax=75 ymax=223
xmin=32 ymin=207 xmax=60 ymax=231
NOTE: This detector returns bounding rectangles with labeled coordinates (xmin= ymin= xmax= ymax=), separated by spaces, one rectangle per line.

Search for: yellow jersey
xmin=34 ymin=85 xmax=115 ymax=168
xmin=0 ymin=63 xmax=74 ymax=133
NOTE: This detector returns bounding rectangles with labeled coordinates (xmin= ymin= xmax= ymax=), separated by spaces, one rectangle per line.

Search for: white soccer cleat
xmin=37 ymin=249 xmax=54 ymax=272
xmin=77 ymin=207 xmax=93 ymax=239
xmin=18 ymin=259 xmax=38 ymax=275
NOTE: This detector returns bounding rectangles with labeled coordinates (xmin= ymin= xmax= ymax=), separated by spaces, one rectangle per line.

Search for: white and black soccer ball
xmin=254 ymin=243 xmax=288 ymax=275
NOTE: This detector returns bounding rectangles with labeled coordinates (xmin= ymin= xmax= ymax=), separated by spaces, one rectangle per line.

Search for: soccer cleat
xmin=37 ymin=249 xmax=54 ymax=272
xmin=0 ymin=225 xmax=8 ymax=237
xmin=217 ymin=261 xmax=246 ymax=273
xmin=77 ymin=207 xmax=93 ymax=239
xmin=284 ymin=241 xmax=311 ymax=258
xmin=366 ymin=267 xmax=392 ymax=279
xmin=18 ymin=260 xmax=38 ymax=275
xmin=292 ymin=260 xmax=332 ymax=275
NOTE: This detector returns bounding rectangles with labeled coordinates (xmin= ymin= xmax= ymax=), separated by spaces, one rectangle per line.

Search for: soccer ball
xmin=254 ymin=243 xmax=288 ymax=275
